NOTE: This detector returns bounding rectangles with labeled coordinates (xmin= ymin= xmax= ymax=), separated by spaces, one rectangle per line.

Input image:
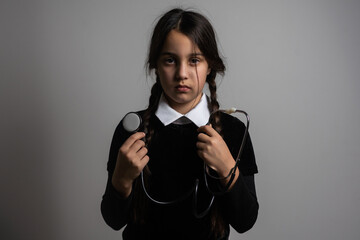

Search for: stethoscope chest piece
xmin=122 ymin=112 xmax=142 ymax=132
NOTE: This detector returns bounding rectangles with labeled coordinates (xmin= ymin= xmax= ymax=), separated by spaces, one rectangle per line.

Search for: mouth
xmin=175 ymin=85 xmax=191 ymax=92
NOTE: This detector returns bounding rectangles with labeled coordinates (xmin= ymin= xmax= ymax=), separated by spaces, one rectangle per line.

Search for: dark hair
xmin=145 ymin=8 xmax=225 ymax=135
xmin=134 ymin=8 xmax=226 ymax=237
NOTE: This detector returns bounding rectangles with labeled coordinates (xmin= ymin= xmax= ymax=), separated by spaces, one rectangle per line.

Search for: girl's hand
xmin=197 ymin=125 xmax=237 ymax=180
xmin=112 ymin=132 xmax=149 ymax=198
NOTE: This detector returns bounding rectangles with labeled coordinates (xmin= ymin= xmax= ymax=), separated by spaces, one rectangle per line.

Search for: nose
xmin=176 ymin=62 xmax=188 ymax=80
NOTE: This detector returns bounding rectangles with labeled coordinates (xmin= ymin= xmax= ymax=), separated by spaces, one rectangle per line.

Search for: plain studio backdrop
xmin=1 ymin=0 xmax=359 ymax=239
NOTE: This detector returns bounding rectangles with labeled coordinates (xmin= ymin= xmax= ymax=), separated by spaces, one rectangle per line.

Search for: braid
xmin=132 ymin=80 xmax=162 ymax=224
xmin=143 ymin=80 xmax=162 ymax=145
xmin=207 ymin=72 xmax=222 ymax=134
xmin=207 ymin=72 xmax=227 ymax=237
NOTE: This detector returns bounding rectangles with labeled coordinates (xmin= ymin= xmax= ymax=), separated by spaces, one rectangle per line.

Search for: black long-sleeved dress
xmin=101 ymin=111 xmax=258 ymax=239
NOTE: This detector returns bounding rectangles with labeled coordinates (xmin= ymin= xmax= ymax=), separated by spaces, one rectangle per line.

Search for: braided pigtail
xmin=207 ymin=71 xmax=222 ymax=135
xmin=205 ymin=71 xmax=227 ymax=238
xmin=143 ymin=80 xmax=162 ymax=145
xmin=131 ymin=80 xmax=162 ymax=224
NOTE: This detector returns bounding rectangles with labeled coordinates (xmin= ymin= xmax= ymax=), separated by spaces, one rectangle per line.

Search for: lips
xmin=175 ymin=85 xmax=191 ymax=92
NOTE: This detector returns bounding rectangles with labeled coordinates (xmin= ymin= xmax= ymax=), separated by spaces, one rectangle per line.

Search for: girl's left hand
xmin=196 ymin=124 xmax=235 ymax=178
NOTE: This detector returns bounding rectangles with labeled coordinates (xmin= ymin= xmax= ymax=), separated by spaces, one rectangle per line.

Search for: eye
xmin=190 ymin=58 xmax=200 ymax=65
xmin=164 ymin=57 xmax=175 ymax=65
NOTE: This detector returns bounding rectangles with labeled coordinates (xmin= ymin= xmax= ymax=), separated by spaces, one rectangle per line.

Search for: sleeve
xmin=220 ymin=114 xmax=259 ymax=233
xmin=100 ymin=121 xmax=133 ymax=230
xmin=220 ymin=173 xmax=258 ymax=233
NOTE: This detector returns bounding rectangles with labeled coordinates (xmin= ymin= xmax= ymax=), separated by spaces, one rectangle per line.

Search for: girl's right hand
xmin=111 ymin=132 xmax=149 ymax=198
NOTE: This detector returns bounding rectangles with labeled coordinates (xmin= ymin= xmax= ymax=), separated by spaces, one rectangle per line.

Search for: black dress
xmin=101 ymin=111 xmax=258 ymax=239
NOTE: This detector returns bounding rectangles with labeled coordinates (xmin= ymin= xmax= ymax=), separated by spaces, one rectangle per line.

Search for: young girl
xmin=101 ymin=8 xmax=258 ymax=239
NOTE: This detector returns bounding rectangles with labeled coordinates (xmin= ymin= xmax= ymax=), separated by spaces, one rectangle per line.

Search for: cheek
xmin=157 ymin=69 xmax=174 ymax=91
xmin=199 ymin=79 xmax=207 ymax=92
xmin=157 ymin=67 xmax=174 ymax=81
xmin=199 ymin=69 xmax=209 ymax=90
xmin=197 ymin=67 xmax=210 ymax=82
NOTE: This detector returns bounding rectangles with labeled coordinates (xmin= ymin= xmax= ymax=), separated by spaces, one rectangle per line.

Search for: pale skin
xmin=112 ymin=30 xmax=238 ymax=198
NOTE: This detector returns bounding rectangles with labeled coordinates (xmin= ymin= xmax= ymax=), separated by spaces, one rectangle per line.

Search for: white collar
xmin=155 ymin=93 xmax=210 ymax=127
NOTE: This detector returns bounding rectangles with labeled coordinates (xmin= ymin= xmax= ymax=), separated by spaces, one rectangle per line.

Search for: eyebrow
xmin=160 ymin=52 xmax=204 ymax=57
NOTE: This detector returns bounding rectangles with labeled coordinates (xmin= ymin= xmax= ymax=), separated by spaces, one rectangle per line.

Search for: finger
xmin=197 ymin=125 xmax=217 ymax=137
xmin=130 ymin=139 xmax=146 ymax=152
xmin=129 ymin=154 xmax=149 ymax=174
xmin=197 ymin=132 xmax=211 ymax=143
xmin=122 ymin=132 xmax=146 ymax=150
xmin=136 ymin=155 xmax=150 ymax=171
xmin=141 ymin=155 xmax=150 ymax=165
xmin=196 ymin=141 xmax=208 ymax=150
xmin=197 ymin=148 xmax=208 ymax=161
xmin=136 ymin=146 xmax=148 ymax=158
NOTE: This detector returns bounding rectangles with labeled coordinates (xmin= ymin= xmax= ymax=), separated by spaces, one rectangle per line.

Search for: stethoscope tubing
xmin=138 ymin=108 xmax=250 ymax=217
xmin=204 ymin=109 xmax=250 ymax=195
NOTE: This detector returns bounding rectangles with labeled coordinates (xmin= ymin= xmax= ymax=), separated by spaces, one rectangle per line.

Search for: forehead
xmin=161 ymin=29 xmax=201 ymax=54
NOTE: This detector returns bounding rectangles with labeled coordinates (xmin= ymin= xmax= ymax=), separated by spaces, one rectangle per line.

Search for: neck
xmin=165 ymin=94 xmax=203 ymax=115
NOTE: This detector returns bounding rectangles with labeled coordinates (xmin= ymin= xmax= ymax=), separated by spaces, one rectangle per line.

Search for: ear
xmin=207 ymin=68 xmax=211 ymax=75
xmin=155 ymin=69 xmax=159 ymax=77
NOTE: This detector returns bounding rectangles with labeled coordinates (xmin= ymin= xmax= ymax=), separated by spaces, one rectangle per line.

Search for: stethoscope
xmin=122 ymin=108 xmax=249 ymax=218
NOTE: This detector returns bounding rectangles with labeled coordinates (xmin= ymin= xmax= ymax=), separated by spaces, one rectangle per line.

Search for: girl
xmin=101 ymin=8 xmax=258 ymax=239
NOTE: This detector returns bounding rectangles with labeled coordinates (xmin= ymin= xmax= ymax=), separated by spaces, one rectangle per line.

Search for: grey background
xmin=1 ymin=0 xmax=359 ymax=239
